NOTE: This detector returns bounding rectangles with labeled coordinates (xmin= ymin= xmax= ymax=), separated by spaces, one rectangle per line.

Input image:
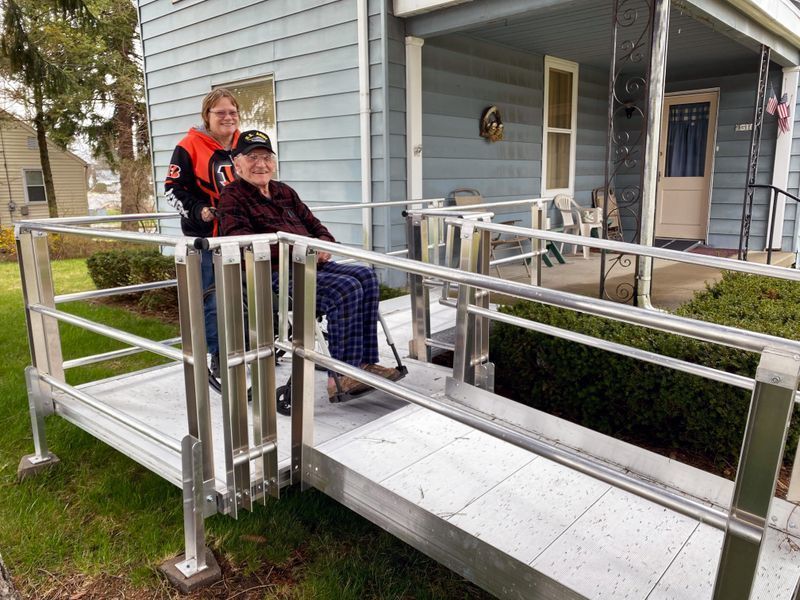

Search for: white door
xmin=655 ymin=91 xmax=718 ymax=239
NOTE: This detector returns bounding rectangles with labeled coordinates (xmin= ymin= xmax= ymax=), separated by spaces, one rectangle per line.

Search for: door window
xmin=665 ymin=102 xmax=710 ymax=178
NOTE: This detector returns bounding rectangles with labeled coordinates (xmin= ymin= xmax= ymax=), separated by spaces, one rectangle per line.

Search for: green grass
xmin=0 ymin=260 xmax=487 ymax=598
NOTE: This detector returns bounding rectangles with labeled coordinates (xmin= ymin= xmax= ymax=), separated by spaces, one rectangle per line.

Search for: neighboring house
xmin=0 ymin=112 xmax=89 ymax=225
xmin=136 ymin=0 xmax=800 ymax=265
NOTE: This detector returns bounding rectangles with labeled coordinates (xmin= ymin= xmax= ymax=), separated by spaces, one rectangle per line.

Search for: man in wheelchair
xmin=218 ymin=130 xmax=403 ymax=401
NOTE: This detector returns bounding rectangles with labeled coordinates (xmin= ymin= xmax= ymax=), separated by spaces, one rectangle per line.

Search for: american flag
xmin=767 ymin=88 xmax=778 ymax=115
xmin=777 ymin=92 xmax=791 ymax=134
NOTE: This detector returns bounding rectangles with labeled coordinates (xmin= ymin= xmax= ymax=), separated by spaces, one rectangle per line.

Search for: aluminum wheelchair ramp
xmin=307 ymin=402 xmax=800 ymax=600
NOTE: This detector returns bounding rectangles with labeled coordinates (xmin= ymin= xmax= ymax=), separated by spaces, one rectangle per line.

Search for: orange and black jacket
xmin=164 ymin=127 xmax=239 ymax=237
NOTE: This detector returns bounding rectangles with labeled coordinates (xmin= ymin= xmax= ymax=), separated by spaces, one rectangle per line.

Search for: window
xmin=542 ymin=56 xmax=578 ymax=195
xmin=218 ymin=76 xmax=277 ymax=152
xmin=26 ymin=137 xmax=38 ymax=151
xmin=23 ymin=169 xmax=47 ymax=203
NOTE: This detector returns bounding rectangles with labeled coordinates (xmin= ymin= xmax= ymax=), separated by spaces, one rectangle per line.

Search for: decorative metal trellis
xmin=738 ymin=44 xmax=770 ymax=261
xmin=599 ymin=0 xmax=655 ymax=303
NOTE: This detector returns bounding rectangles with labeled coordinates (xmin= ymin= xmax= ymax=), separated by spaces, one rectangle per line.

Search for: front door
xmin=655 ymin=91 xmax=718 ymax=239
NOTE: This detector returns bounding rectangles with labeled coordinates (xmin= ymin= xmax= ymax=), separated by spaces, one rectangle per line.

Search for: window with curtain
xmin=23 ymin=169 xmax=46 ymax=203
xmin=665 ymin=102 xmax=710 ymax=178
xmin=543 ymin=57 xmax=578 ymax=193
xmin=218 ymin=76 xmax=277 ymax=149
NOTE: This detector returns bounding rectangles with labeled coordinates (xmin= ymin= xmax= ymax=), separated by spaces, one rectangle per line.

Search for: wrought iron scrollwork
xmin=600 ymin=0 xmax=654 ymax=302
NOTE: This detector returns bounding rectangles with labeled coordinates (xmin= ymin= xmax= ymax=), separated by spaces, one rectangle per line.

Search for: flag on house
xmin=777 ymin=93 xmax=791 ymax=134
xmin=767 ymin=86 xmax=778 ymax=115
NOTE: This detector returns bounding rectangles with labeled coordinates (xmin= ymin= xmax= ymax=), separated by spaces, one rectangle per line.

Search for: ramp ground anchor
xmin=17 ymin=453 xmax=60 ymax=482
xmin=160 ymin=548 xmax=221 ymax=593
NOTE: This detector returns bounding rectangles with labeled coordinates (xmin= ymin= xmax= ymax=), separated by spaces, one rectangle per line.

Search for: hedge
xmin=87 ymin=248 xmax=176 ymax=311
xmin=490 ymin=272 xmax=800 ymax=467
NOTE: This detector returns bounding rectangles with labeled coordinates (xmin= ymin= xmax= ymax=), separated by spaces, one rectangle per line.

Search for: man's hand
xmin=317 ymin=251 xmax=332 ymax=264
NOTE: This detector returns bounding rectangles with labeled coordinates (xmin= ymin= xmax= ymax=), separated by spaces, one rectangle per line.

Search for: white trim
xmin=394 ymin=0 xmax=471 ymax=18
xmin=405 ymin=37 xmax=425 ymax=202
xmin=21 ymin=168 xmax=47 ymax=204
xmin=767 ymin=66 xmax=800 ymax=250
xmin=541 ymin=55 xmax=578 ymax=197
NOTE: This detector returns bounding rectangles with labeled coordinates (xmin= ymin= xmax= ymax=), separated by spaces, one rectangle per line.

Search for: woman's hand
xmin=317 ymin=251 xmax=332 ymax=264
xmin=201 ymin=206 xmax=216 ymax=222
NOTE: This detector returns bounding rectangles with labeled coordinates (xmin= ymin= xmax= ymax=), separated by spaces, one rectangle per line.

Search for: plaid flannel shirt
xmin=218 ymin=178 xmax=335 ymax=267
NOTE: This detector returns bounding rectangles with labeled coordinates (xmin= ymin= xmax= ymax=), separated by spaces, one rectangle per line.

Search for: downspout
xmin=381 ymin=0 xmax=392 ymax=255
xmin=357 ymin=0 xmax=372 ymax=250
xmin=136 ymin=2 xmax=159 ymax=232
xmin=635 ymin=0 xmax=670 ymax=309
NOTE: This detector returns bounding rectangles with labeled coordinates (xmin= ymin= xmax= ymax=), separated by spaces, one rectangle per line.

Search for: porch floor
xmin=493 ymin=249 xmax=795 ymax=310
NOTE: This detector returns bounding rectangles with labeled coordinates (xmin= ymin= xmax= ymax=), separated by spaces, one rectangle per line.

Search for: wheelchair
xmin=204 ymin=283 xmax=407 ymax=416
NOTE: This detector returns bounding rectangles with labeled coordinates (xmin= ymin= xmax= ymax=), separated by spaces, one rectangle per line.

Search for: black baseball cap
xmin=232 ymin=130 xmax=274 ymax=157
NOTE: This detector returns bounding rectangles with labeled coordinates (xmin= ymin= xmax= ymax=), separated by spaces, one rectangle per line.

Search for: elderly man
xmin=218 ymin=130 xmax=400 ymax=400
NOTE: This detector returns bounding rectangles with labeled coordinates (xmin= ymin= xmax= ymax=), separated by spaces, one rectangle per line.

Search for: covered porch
xmin=394 ymin=0 xmax=800 ymax=299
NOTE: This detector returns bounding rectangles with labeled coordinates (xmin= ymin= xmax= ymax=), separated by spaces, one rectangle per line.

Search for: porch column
xmin=635 ymin=0 xmax=670 ymax=308
xmin=767 ymin=66 xmax=800 ymax=250
xmin=406 ymin=36 xmax=425 ymax=201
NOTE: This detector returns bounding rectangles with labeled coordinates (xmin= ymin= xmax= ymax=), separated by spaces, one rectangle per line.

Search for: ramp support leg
xmin=712 ymin=349 xmax=800 ymax=600
xmin=17 ymin=367 xmax=59 ymax=481
xmin=160 ymin=435 xmax=221 ymax=593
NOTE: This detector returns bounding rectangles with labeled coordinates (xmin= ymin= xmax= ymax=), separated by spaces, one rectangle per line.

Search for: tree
xmin=84 ymin=0 xmax=151 ymax=230
xmin=0 ymin=0 xmax=95 ymax=218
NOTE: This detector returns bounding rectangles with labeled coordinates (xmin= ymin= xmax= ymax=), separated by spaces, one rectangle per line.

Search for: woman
xmin=218 ymin=130 xmax=402 ymax=400
xmin=165 ymin=89 xmax=241 ymax=376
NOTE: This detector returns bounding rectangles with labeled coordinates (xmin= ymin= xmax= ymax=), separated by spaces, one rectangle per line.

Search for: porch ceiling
xmin=443 ymin=0 xmax=768 ymax=79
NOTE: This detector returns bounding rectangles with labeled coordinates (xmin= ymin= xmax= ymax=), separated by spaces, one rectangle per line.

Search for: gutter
xmin=726 ymin=0 xmax=800 ymax=48
xmin=357 ymin=0 xmax=372 ymax=250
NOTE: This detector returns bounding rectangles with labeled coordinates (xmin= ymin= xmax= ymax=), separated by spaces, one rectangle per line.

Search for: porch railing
xmin=748 ymin=183 xmax=800 ymax=265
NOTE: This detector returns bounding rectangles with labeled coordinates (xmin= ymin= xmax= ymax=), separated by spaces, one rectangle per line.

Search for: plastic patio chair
xmin=592 ymin=187 xmax=624 ymax=242
xmin=450 ymin=188 xmax=530 ymax=277
xmin=553 ymin=194 xmax=602 ymax=259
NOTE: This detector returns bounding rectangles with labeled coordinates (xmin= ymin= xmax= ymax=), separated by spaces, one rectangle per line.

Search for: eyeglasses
xmin=242 ymin=153 xmax=274 ymax=164
xmin=208 ymin=110 xmax=239 ymax=118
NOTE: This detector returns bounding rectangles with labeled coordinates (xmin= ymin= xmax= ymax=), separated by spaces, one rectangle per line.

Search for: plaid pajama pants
xmin=272 ymin=261 xmax=380 ymax=369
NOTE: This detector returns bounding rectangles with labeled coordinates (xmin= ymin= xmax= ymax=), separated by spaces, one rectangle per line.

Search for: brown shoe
xmin=363 ymin=363 xmax=403 ymax=381
xmin=327 ymin=375 xmax=370 ymax=399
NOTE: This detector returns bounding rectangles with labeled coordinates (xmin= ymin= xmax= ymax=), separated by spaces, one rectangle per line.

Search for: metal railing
xmin=279 ymin=226 xmax=799 ymax=600
xmin=748 ymin=183 xmax=800 ymax=265
xmin=14 ymin=210 xmax=800 ymax=598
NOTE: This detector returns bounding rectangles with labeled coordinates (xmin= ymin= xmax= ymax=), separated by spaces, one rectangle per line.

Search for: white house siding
xmin=420 ymin=35 xmax=608 ymax=229
xmin=666 ymin=72 xmax=778 ymax=250
xmin=140 ymin=0 xmax=378 ymax=247
xmin=0 ymin=119 xmax=88 ymax=225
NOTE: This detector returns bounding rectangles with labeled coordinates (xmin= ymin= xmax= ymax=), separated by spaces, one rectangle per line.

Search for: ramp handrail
xmin=277 ymin=228 xmax=799 ymax=600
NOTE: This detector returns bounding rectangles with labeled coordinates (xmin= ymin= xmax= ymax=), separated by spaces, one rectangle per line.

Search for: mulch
xmin=687 ymin=246 xmax=738 ymax=258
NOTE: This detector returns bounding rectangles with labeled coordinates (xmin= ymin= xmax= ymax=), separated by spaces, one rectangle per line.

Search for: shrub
xmin=87 ymin=248 xmax=176 ymax=312
xmin=490 ymin=272 xmax=800 ymax=467
xmin=87 ymin=250 xmax=134 ymax=289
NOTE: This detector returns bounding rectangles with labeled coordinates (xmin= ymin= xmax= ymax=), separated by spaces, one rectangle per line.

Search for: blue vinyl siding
xmin=140 ymin=0 xmax=372 ymax=246
xmin=420 ymin=35 xmax=608 ymax=232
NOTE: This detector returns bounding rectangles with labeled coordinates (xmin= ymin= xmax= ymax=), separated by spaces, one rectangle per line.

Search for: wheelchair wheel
xmin=276 ymin=384 xmax=291 ymax=416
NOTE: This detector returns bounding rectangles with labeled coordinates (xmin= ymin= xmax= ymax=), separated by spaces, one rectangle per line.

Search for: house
xmin=136 ymin=0 xmax=800 ymax=274
xmin=0 ymin=112 xmax=89 ymax=225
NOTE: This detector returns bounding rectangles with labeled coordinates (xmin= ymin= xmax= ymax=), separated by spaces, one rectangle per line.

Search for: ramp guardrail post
xmin=245 ymin=241 xmax=279 ymax=501
xmin=290 ymin=243 xmax=316 ymax=489
xmin=474 ymin=223 xmax=494 ymax=391
xmin=161 ymin=435 xmax=221 ymax=592
xmin=530 ymin=201 xmax=546 ymax=286
xmin=214 ymin=242 xmax=251 ymax=516
xmin=174 ymin=245 xmax=215 ymax=493
xmin=406 ymin=213 xmax=431 ymax=361
xmin=16 ymin=228 xmax=64 ymax=383
xmin=453 ymin=222 xmax=481 ymax=386
xmin=712 ymin=348 xmax=800 ymax=600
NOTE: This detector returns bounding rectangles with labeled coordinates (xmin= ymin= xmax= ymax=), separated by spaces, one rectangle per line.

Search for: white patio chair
xmin=553 ymin=194 xmax=602 ymax=259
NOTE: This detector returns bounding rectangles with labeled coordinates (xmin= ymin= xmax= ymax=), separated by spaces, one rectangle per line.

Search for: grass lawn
xmin=0 ymin=259 xmax=487 ymax=599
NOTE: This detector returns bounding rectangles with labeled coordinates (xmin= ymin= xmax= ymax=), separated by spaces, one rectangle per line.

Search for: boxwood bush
xmin=490 ymin=272 xmax=800 ymax=467
xmin=87 ymin=248 xmax=176 ymax=311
